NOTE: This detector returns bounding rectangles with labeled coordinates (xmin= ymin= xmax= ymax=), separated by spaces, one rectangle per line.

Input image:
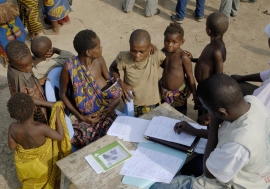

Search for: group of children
xmin=0 ymin=0 xmax=71 ymax=68
xmin=6 ymin=8 xmax=255 ymax=188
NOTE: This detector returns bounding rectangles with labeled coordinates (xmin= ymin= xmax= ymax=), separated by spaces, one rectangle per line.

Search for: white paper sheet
xmin=189 ymin=123 xmax=208 ymax=154
xmin=120 ymin=146 xmax=183 ymax=183
xmin=107 ymin=116 xmax=151 ymax=143
xmin=144 ymin=116 xmax=197 ymax=147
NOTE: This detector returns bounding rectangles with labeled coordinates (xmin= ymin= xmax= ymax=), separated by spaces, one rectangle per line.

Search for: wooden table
xmin=57 ymin=103 xmax=196 ymax=189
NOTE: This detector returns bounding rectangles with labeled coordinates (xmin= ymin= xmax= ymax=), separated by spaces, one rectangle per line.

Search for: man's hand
xmin=119 ymin=81 xmax=134 ymax=103
xmin=231 ymin=74 xmax=243 ymax=82
xmin=174 ymin=121 xmax=197 ymax=135
xmin=38 ymin=77 xmax=49 ymax=85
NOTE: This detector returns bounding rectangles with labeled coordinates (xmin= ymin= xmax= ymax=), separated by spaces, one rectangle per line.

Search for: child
xmin=193 ymin=12 xmax=229 ymax=124
xmin=8 ymin=92 xmax=71 ymax=188
xmin=110 ymin=29 xmax=166 ymax=117
xmin=159 ymin=23 xmax=197 ymax=115
xmin=17 ymin=0 xmax=43 ymax=39
xmin=152 ymin=73 xmax=270 ymax=189
xmin=43 ymin=0 xmax=71 ymax=35
xmin=0 ymin=0 xmax=26 ymax=67
xmin=31 ymin=36 xmax=74 ymax=85
xmin=60 ymin=29 xmax=121 ymax=147
xmin=6 ymin=40 xmax=54 ymax=124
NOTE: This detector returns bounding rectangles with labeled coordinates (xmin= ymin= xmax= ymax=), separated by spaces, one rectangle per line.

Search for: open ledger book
xmin=144 ymin=116 xmax=200 ymax=154
xmin=85 ymin=140 xmax=132 ymax=174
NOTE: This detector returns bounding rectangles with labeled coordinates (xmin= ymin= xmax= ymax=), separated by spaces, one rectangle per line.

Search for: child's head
xmin=129 ymin=29 xmax=151 ymax=62
xmin=7 ymin=92 xmax=34 ymax=122
xmin=198 ymin=73 xmax=244 ymax=122
xmin=5 ymin=40 xmax=32 ymax=73
xmin=31 ymin=36 xmax=52 ymax=59
xmin=206 ymin=12 xmax=229 ymax=37
xmin=73 ymin=29 xmax=102 ymax=58
xmin=163 ymin=22 xmax=185 ymax=53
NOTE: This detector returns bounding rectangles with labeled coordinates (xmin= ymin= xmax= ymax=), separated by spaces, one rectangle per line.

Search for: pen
xmin=176 ymin=114 xmax=184 ymax=129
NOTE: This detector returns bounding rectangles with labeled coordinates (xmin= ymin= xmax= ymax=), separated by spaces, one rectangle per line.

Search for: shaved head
xmin=31 ymin=36 xmax=52 ymax=58
xmin=129 ymin=29 xmax=151 ymax=46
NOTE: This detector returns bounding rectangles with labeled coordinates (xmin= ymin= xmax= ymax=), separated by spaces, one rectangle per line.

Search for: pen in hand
xmin=174 ymin=114 xmax=184 ymax=133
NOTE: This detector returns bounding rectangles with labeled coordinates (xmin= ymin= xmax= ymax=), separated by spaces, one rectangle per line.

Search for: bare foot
xmin=43 ymin=29 xmax=60 ymax=35
xmin=29 ymin=33 xmax=39 ymax=40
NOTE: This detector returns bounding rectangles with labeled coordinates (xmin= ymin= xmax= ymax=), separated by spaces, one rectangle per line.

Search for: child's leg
xmin=43 ymin=21 xmax=60 ymax=35
xmin=3 ymin=56 xmax=8 ymax=68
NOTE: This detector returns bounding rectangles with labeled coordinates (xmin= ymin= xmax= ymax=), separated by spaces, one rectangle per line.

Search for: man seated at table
xmin=151 ymin=73 xmax=270 ymax=189
xmin=109 ymin=29 xmax=166 ymax=117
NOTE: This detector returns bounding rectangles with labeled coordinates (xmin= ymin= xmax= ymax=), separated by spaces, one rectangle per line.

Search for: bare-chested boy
xmin=31 ymin=36 xmax=74 ymax=85
xmin=193 ymin=12 xmax=229 ymax=124
xmin=7 ymin=92 xmax=68 ymax=188
xmin=160 ymin=23 xmax=197 ymax=115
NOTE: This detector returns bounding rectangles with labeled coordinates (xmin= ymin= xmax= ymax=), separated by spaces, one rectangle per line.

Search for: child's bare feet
xmin=43 ymin=28 xmax=60 ymax=35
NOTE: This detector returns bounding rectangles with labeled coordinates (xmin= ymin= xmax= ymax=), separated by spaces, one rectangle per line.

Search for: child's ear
xmin=206 ymin=28 xmax=211 ymax=36
xmin=86 ymin=49 xmax=93 ymax=57
xmin=181 ymin=39 xmax=185 ymax=45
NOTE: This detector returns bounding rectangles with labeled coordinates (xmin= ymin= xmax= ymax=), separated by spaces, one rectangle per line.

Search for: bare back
xmin=9 ymin=121 xmax=48 ymax=149
xmin=161 ymin=50 xmax=185 ymax=91
xmin=195 ymin=39 xmax=226 ymax=84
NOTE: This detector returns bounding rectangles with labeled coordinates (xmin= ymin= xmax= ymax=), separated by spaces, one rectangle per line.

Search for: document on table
xmin=107 ymin=116 xmax=151 ymax=143
xmin=144 ymin=116 xmax=197 ymax=147
xmin=120 ymin=146 xmax=184 ymax=183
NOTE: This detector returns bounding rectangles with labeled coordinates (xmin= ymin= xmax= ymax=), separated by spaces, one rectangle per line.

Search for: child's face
xmin=164 ymin=34 xmax=184 ymax=53
xmin=129 ymin=41 xmax=150 ymax=62
xmin=11 ymin=53 xmax=33 ymax=73
xmin=88 ymin=37 xmax=102 ymax=59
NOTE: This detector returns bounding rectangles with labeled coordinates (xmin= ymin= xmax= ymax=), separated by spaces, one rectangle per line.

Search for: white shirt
xmin=206 ymin=142 xmax=250 ymax=183
xmin=253 ymin=69 xmax=270 ymax=112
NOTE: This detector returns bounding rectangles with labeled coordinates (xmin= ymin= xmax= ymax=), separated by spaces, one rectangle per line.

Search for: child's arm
xmin=109 ymin=61 xmax=134 ymax=103
xmin=213 ymin=50 xmax=224 ymax=74
xmin=99 ymin=56 xmax=111 ymax=80
xmin=231 ymin=73 xmax=262 ymax=82
xmin=32 ymin=98 xmax=55 ymax=108
xmin=182 ymin=54 xmax=197 ymax=100
xmin=43 ymin=107 xmax=64 ymax=141
xmin=8 ymin=124 xmax=17 ymax=150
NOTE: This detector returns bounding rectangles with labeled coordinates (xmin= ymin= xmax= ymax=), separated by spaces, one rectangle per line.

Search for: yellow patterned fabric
xmin=17 ymin=0 xmax=43 ymax=34
xmin=14 ymin=101 xmax=71 ymax=189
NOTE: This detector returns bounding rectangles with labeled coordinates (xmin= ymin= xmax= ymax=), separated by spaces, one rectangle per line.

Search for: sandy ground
xmin=0 ymin=0 xmax=270 ymax=188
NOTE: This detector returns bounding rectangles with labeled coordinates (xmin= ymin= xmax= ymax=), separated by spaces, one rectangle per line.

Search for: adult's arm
xmin=174 ymin=121 xmax=208 ymax=139
xmin=109 ymin=60 xmax=133 ymax=103
xmin=231 ymin=73 xmax=262 ymax=83
xmin=203 ymin=116 xmax=220 ymax=179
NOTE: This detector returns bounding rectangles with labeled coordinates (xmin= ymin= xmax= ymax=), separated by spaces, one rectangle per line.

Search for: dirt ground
xmin=0 ymin=0 xmax=270 ymax=188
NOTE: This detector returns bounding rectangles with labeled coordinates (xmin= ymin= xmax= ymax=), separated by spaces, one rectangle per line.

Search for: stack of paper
xmin=120 ymin=146 xmax=183 ymax=183
xmin=107 ymin=116 xmax=151 ymax=143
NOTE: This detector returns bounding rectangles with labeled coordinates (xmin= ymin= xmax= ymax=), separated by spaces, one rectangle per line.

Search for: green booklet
xmin=85 ymin=140 xmax=132 ymax=174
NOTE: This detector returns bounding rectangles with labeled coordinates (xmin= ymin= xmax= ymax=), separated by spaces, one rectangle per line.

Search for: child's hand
xmin=38 ymin=77 xmax=49 ymax=85
xmin=183 ymin=84 xmax=191 ymax=98
xmin=183 ymin=50 xmax=193 ymax=58
xmin=231 ymin=74 xmax=242 ymax=82
xmin=119 ymin=81 xmax=134 ymax=104
xmin=149 ymin=44 xmax=157 ymax=55
xmin=102 ymin=98 xmax=121 ymax=115
xmin=174 ymin=121 xmax=197 ymax=135
xmin=45 ymin=48 xmax=54 ymax=58
xmin=81 ymin=114 xmax=101 ymax=125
